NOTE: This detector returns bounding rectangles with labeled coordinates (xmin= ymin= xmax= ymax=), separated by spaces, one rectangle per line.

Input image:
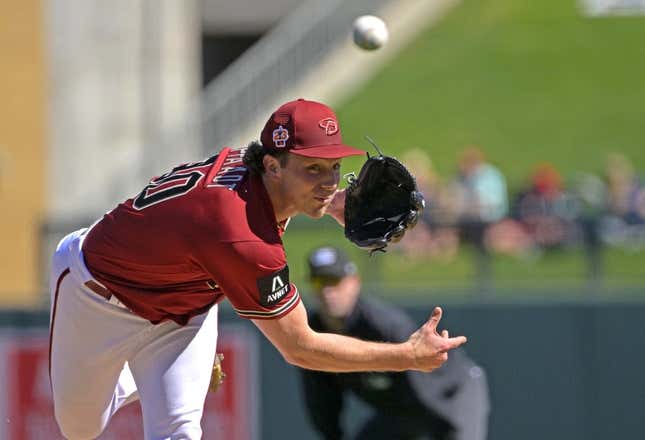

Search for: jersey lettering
xmin=132 ymin=156 xmax=215 ymax=210
xmin=209 ymin=148 xmax=248 ymax=190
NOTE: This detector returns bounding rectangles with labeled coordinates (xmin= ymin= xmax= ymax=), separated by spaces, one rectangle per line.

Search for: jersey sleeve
xmin=203 ymin=240 xmax=301 ymax=320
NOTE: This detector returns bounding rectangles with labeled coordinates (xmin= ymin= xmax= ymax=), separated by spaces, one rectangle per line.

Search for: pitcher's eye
xmin=307 ymin=165 xmax=321 ymax=173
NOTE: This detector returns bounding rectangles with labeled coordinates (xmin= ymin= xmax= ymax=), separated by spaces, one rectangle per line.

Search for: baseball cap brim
xmin=290 ymin=144 xmax=365 ymax=159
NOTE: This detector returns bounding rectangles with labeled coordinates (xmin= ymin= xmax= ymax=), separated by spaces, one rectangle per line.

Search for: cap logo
xmin=319 ymin=118 xmax=339 ymax=136
xmin=272 ymin=125 xmax=289 ymax=148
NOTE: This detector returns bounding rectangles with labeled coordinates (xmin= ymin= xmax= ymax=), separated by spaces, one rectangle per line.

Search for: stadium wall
xmin=1 ymin=300 xmax=642 ymax=440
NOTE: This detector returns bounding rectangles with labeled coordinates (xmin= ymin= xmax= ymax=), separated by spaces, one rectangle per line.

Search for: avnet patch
xmin=257 ymin=265 xmax=290 ymax=307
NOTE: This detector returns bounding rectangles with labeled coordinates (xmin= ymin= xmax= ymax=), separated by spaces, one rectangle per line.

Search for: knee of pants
xmin=54 ymin=405 xmax=108 ymax=440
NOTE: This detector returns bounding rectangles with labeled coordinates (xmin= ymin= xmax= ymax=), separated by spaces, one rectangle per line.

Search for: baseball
xmin=352 ymin=15 xmax=389 ymax=51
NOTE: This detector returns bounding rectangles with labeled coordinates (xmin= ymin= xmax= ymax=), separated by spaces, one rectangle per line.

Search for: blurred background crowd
xmin=398 ymin=148 xmax=645 ymax=262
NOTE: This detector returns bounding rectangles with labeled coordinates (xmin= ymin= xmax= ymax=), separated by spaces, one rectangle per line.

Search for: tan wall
xmin=0 ymin=0 xmax=46 ymax=306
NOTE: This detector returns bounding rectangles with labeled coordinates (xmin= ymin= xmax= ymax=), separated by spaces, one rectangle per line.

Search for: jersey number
xmin=132 ymin=156 xmax=215 ymax=210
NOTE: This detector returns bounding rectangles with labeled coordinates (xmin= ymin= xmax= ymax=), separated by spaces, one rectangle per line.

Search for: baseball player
xmin=48 ymin=98 xmax=468 ymax=439
xmin=300 ymin=246 xmax=490 ymax=440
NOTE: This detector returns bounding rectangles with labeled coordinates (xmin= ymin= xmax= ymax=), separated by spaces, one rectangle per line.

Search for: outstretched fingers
xmin=426 ymin=306 xmax=443 ymax=331
xmin=439 ymin=335 xmax=468 ymax=352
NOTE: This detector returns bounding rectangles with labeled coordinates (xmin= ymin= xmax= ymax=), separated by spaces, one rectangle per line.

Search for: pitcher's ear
xmin=263 ymin=154 xmax=281 ymax=177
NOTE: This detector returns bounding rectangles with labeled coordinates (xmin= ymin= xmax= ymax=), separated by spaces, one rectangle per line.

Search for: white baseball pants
xmin=49 ymin=229 xmax=218 ymax=440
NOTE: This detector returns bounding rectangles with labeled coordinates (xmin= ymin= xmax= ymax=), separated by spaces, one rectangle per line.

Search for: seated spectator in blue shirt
xmin=451 ymin=147 xmax=509 ymax=252
xmin=455 ymin=147 xmax=508 ymax=225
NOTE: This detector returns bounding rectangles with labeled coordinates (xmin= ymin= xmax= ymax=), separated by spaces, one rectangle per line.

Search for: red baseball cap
xmin=260 ymin=99 xmax=365 ymax=159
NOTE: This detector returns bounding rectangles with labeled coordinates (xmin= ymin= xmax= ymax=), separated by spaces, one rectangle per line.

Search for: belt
xmin=85 ymin=280 xmax=112 ymax=300
xmin=85 ymin=280 xmax=129 ymax=310
xmin=84 ymin=280 xmax=128 ymax=310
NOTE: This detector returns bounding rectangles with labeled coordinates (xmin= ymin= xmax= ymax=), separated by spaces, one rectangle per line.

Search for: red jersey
xmin=82 ymin=147 xmax=300 ymax=325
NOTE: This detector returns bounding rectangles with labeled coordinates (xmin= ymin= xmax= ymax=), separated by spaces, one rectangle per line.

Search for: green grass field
xmin=338 ymin=0 xmax=645 ymax=184
xmin=284 ymin=0 xmax=645 ymax=298
xmin=283 ymin=218 xmax=645 ymax=300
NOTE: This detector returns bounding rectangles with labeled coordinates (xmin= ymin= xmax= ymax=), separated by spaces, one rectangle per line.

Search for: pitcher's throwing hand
xmin=408 ymin=307 xmax=467 ymax=372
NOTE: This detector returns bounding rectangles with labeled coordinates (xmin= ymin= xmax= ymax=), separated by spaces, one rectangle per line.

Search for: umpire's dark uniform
xmin=300 ymin=296 xmax=490 ymax=440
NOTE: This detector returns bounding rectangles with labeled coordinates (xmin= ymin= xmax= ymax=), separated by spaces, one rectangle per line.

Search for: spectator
xmin=604 ymin=153 xmax=645 ymax=223
xmin=512 ymin=163 xmax=581 ymax=250
xmin=299 ymin=246 xmax=490 ymax=440
xmin=454 ymin=147 xmax=508 ymax=224
xmin=451 ymin=147 xmax=509 ymax=254
xmin=598 ymin=153 xmax=645 ymax=250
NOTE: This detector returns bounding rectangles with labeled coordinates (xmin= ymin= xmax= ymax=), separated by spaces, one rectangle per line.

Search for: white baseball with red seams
xmin=352 ymin=15 xmax=389 ymax=51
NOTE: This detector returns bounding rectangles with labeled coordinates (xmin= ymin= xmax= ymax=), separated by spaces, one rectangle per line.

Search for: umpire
xmin=299 ymin=246 xmax=490 ymax=440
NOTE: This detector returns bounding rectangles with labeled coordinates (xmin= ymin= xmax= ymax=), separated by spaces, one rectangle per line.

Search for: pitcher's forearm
xmin=252 ymin=302 xmax=459 ymax=373
xmin=287 ymin=331 xmax=415 ymax=372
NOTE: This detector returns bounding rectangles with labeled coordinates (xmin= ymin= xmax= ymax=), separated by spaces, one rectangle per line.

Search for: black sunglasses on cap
xmin=309 ymin=275 xmax=344 ymax=290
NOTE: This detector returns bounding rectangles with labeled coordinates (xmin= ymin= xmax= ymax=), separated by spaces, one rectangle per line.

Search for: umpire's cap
xmin=261 ymin=99 xmax=365 ymax=159
xmin=308 ymin=246 xmax=358 ymax=279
